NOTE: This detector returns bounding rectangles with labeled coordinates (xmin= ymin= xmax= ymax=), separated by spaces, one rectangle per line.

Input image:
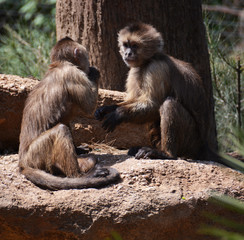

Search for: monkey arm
xmin=65 ymin=66 xmax=98 ymax=116
xmin=102 ymin=100 xmax=159 ymax=132
xmin=100 ymin=61 xmax=168 ymax=132
xmin=94 ymin=98 xmax=138 ymax=121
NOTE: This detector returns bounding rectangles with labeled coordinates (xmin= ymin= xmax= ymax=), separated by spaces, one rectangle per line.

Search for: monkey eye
xmin=123 ymin=42 xmax=128 ymax=48
xmin=131 ymin=44 xmax=138 ymax=50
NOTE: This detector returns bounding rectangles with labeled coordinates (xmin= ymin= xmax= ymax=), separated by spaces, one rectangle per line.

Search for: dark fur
xmin=19 ymin=37 xmax=120 ymax=190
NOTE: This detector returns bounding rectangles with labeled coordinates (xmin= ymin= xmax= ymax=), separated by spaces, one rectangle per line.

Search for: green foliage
xmin=200 ymin=118 xmax=244 ymax=239
xmin=202 ymin=227 xmax=244 ymax=240
xmin=0 ymin=0 xmax=56 ymax=32
xmin=200 ymin=195 xmax=244 ymax=240
xmin=218 ymin=128 xmax=244 ymax=172
xmin=219 ymin=152 xmax=244 ymax=173
xmin=211 ymin=195 xmax=244 ymax=214
xmin=203 ymin=11 xmax=244 ymax=239
xmin=105 ymin=231 xmax=123 ymax=240
xmin=0 ymin=0 xmax=56 ymax=78
xmin=204 ymin=12 xmax=244 ymax=151
xmin=0 ymin=24 xmax=56 ymax=79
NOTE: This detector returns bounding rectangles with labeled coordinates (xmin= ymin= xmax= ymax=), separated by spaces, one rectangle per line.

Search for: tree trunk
xmin=56 ymin=0 xmax=218 ymax=150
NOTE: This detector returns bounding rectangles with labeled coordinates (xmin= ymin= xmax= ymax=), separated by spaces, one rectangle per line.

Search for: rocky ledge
xmin=0 ymin=149 xmax=243 ymax=240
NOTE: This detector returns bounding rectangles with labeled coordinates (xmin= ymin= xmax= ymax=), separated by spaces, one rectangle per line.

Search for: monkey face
xmin=118 ymin=23 xmax=164 ymax=68
xmin=120 ymin=41 xmax=142 ymax=68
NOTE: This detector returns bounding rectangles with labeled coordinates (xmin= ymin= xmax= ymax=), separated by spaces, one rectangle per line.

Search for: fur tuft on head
xmin=119 ymin=23 xmax=163 ymax=49
xmin=50 ymin=37 xmax=89 ymax=73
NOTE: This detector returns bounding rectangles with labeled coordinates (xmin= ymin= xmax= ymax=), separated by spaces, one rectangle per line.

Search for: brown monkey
xmin=95 ymin=23 xmax=212 ymax=160
xmin=19 ymin=37 xmax=120 ymax=190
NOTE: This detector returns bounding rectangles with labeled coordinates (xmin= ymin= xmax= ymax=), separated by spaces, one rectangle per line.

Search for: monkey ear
xmin=74 ymin=48 xmax=83 ymax=58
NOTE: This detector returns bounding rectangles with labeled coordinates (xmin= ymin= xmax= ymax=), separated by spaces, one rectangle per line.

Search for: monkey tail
xmin=21 ymin=167 xmax=120 ymax=190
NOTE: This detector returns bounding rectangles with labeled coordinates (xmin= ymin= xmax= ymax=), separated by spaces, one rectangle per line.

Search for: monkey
xmin=95 ymin=22 xmax=213 ymax=161
xmin=19 ymin=37 xmax=120 ymax=190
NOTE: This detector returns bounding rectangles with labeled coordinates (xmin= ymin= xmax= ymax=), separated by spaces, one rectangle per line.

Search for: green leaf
xmin=33 ymin=14 xmax=45 ymax=26
xmin=219 ymin=152 xmax=244 ymax=173
xmin=20 ymin=1 xmax=37 ymax=14
xmin=210 ymin=195 xmax=244 ymax=215
xmin=200 ymin=226 xmax=244 ymax=240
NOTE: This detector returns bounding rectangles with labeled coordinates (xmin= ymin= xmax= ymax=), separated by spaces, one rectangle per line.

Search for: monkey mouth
xmin=123 ymin=57 xmax=141 ymax=68
xmin=124 ymin=57 xmax=136 ymax=62
xmin=123 ymin=57 xmax=137 ymax=65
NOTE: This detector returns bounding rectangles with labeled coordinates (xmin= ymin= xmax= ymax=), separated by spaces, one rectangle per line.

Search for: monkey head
xmin=118 ymin=23 xmax=164 ymax=68
xmin=50 ymin=37 xmax=90 ymax=74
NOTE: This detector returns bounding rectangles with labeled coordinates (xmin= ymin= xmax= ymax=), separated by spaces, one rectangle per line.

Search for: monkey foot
xmin=128 ymin=146 xmax=142 ymax=156
xmin=89 ymin=166 xmax=110 ymax=178
xmin=75 ymin=145 xmax=91 ymax=155
xmin=78 ymin=156 xmax=97 ymax=173
xmin=133 ymin=147 xmax=168 ymax=160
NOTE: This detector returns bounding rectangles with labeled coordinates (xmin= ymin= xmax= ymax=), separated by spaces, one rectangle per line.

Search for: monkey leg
xmin=132 ymin=121 xmax=168 ymax=159
xmin=128 ymin=120 xmax=161 ymax=157
xmin=134 ymin=98 xmax=201 ymax=160
xmin=24 ymin=124 xmax=96 ymax=177
xmin=50 ymin=124 xmax=97 ymax=176
xmin=148 ymin=119 xmax=161 ymax=149
xmin=160 ymin=98 xmax=201 ymax=159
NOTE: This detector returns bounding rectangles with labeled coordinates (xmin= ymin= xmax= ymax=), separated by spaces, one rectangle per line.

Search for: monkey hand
xmin=88 ymin=67 xmax=100 ymax=82
xmin=102 ymin=110 xmax=123 ymax=132
xmin=94 ymin=105 xmax=118 ymax=121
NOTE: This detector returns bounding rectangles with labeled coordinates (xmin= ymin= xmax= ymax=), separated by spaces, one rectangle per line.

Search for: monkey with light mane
xmin=19 ymin=37 xmax=120 ymax=190
xmin=95 ymin=23 xmax=213 ymax=160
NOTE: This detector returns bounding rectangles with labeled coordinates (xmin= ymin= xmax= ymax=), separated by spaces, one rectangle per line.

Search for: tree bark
xmin=56 ymin=0 xmax=218 ymax=151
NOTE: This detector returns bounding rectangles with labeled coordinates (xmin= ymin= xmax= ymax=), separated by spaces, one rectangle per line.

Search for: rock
xmin=0 ymin=74 xmax=150 ymax=153
xmin=0 ymin=150 xmax=243 ymax=240
xmin=0 ymin=74 xmax=38 ymax=153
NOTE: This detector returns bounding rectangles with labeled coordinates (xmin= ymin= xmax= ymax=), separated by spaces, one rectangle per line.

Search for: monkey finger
xmin=94 ymin=108 xmax=106 ymax=120
xmin=94 ymin=110 xmax=102 ymax=120
xmin=95 ymin=106 xmax=112 ymax=120
xmin=102 ymin=119 xmax=116 ymax=132
xmin=95 ymin=105 xmax=119 ymax=121
xmin=102 ymin=112 xmax=118 ymax=132
xmin=128 ymin=146 xmax=142 ymax=156
xmin=135 ymin=149 xmax=146 ymax=159
xmin=107 ymin=125 xmax=116 ymax=132
xmin=145 ymin=152 xmax=153 ymax=159
xmin=135 ymin=147 xmax=154 ymax=159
